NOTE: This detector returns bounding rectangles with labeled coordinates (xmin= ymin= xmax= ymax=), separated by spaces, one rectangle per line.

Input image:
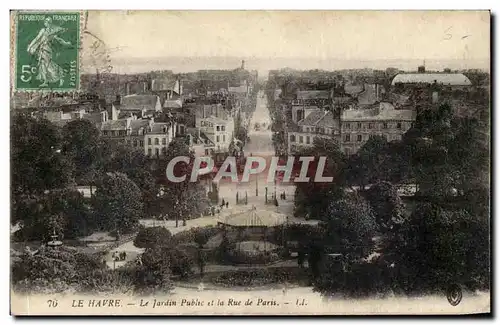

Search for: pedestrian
xmin=226 ymin=202 xmax=229 ymax=208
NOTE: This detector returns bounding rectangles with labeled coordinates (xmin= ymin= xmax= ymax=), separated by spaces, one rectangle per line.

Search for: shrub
xmin=171 ymin=226 xmax=220 ymax=246
xmin=315 ymin=257 xmax=393 ymax=298
xmin=168 ymin=248 xmax=195 ymax=279
xmin=212 ymin=268 xmax=304 ymax=287
xmin=133 ymin=226 xmax=172 ymax=249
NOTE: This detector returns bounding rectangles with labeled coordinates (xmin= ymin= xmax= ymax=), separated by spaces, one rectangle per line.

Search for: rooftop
xmin=342 ymin=102 xmax=415 ymax=121
xmin=121 ymin=95 xmax=159 ymax=111
xmin=101 ymin=119 xmax=128 ymax=131
xmin=297 ymin=90 xmax=330 ymax=100
xmin=299 ymin=109 xmax=338 ymax=128
xmin=298 ymin=109 xmax=325 ymax=125
xmin=129 ymin=119 xmax=150 ymax=133
xmin=151 ymin=78 xmax=179 ymax=92
xmin=344 ymin=84 xmax=364 ymax=96
xmin=148 ymin=122 xmax=171 ymax=134
xmin=391 ymin=73 xmax=472 ymax=86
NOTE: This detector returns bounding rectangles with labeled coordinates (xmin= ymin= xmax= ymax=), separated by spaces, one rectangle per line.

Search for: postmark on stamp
xmin=14 ymin=11 xmax=80 ymax=91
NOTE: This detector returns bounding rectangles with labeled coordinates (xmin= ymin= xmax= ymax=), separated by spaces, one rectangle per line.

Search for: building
xmin=112 ymin=94 xmax=162 ymax=119
xmin=195 ymin=116 xmax=234 ymax=154
xmin=151 ymin=78 xmax=183 ymax=110
xmin=356 ymin=83 xmax=384 ymax=106
xmin=100 ymin=116 xmax=176 ymax=158
xmin=391 ymin=72 xmax=472 ymax=88
xmin=340 ymin=102 xmax=415 ymax=155
xmin=128 ymin=119 xmax=151 ymax=150
xmin=288 ymin=109 xmax=340 ymax=153
xmin=185 ymin=127 xmax=216 ymax=157
xmin=144 ymin=121 xmax=176 ymax=158
xmin=44 ymin=107 xmax=109 ymax=129
xmin=293 ymin=90 xmax=331 ymax=107
xmin=100 ymin=118 xmax=132 ymax=143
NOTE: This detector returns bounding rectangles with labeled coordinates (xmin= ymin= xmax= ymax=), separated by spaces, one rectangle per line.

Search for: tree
xmin=137 ymin=247 xmax=173 ymax=292
xmin=322 ymin=193 xmax=378 ymax=260
xmin=11 ymin=113 xmax=74 ymax=197
xmin=391 ymin=203 xmax=489 ymax=293
xmin=12 ymin=188 xmax=92 ymax=241
xmin=93 ymin=172 xmax=143 ymax=233
xmin=133 ymin=226 xmax=172 ymax=249
xmin=345 ymin=135 xmax=388 ymax=189
xmin=293 ymin=137 xmax=346 ymax=220
xmin=11 ymin=246 xmax=108 ymax=294
xmin=127 ymin=168 xmax=158 ymax=217
xmin=61 ymin=119 xmax=100 ymax=187
xmin=364 ymin=181 xmax=405 ymax=231
xmin=158 ymin=138 xmax=209 ymax=226
xmin=168 ymin=248 xmax=195 ymax=279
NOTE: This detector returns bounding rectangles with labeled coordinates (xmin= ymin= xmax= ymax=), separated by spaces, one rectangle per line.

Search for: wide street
xmin=108 ymin=89 xmax=304 ymax=268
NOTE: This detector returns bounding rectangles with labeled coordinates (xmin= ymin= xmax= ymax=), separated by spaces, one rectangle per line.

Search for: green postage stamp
xmin=13 ymin=11 xmax=81 ymax=91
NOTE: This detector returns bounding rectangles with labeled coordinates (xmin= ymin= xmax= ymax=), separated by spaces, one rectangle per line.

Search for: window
xmin=155 ymin=138 xmax=159 ymax=145
xmin=306 ymin=136 xmax=310 ymax=144
xmin=103 ymin=131 xmax=108 ymax=136
xmin=290 ymin=134 xmax=296 ymax=143
xmin=344 ymin=134 xmax=350 ymax=142
xmin=205 ymin=149 xmax=210 ymax=155
xmin=344 ymin=148 xmax=350 ymax=155
xmin=216 ymin=135 xmax=220 ymax=142
xmin=162 ymin=138 xmax=166 ymax=145
xmin=357 ymin=122 xmax=362 ymax=129
xmin=368 ymin=123 xmax=374 ymax=129
xmin=216 ymin=126 xmax=220 ymax=131
xmin=383 ymin=122 xmax=388 ymax=129
xmin=147 ymin=148 xmax=152 ymax=156
xmin=148 ymin=138 xmax=152 ymax=145
xmin=357 ymin=134 xmax=362 ymax=142
xmin=345 ymin=123 xmax=351 ymax=129
xmin=133 ymin=140 xmax=137 ymax=147
xmin=139 ymin=140 xmax=144 ymax=147
xmin=223 ymin=135 xmax=226 ymax=142
xmin=299 ymin=136 xmax=303 ymax=143
xmin=155 ymin=148 xmax=160 ymax=157
xmin=162 ymin=147 xmax=167 ymax=156
xmin=221 ymin=126 xmax=225 ymax=131
xmin=397 ymin=122 xmax=402 ymax=129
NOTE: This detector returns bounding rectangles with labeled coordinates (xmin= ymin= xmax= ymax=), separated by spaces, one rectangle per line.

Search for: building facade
xmin=340 ymin=102 xmax=415 ymax=155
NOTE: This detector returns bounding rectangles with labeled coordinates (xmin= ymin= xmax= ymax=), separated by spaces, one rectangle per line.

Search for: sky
xmin=81 ymin=10 xmax=490 ymax=75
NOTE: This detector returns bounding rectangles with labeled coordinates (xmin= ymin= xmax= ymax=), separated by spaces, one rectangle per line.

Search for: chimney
xmin=241 ymin=60 xmax=245 ymax=70
xmin=126 ymin=83 xmax=130 ymax=95
xmin=111 ymin=103 xmax=119 ymax=120
xmin=432 ymin=91 xmax=439 ymax=104
xmin=100 ymin=111 xmax=108 ymax=122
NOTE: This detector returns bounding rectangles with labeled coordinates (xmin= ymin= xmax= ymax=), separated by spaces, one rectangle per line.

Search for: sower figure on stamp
xmin=27 ymin=17 xmax=71 ymax=87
